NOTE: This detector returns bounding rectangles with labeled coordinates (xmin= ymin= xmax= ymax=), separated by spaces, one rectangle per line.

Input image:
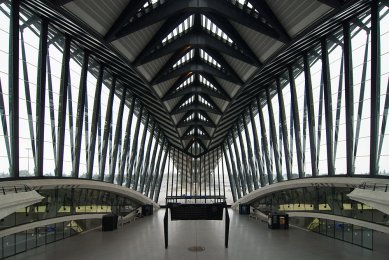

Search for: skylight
xmin=199 ymin=74 xmax=218 ymax=92
xmin=201 ymin=15 xmax=233 ymax=44
xmin=142 ymin=0 xmax=159 ymax=9
xmin=198 ymin=113 xmax=207 ymax=122
xmin=172 ymin=49 xmax=194 ymax=69
xmin=176 ymin=74 xmax=194 ymax=91
xmin=162 ymin=15 xmax=194 ymax=44
xmin=184 ymin=112 xmax=196 ymax=122
xmin=179 ymin=95 xmax=195 ymax=108
xmin=188 ymin=128 xmax=205 ymax=136
xmin=198 ymin=95 xmax=213 ymax=108
xmin=200 ymin=49 xmax=221 ymax=69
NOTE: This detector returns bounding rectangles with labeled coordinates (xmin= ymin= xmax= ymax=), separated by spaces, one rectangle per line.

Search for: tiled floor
xmin=8 ymin=209 xmax=389 ymax=260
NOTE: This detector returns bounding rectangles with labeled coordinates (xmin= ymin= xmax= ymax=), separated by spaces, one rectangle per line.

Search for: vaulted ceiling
xmin=41 ymin=0 xmax=361 ymax=156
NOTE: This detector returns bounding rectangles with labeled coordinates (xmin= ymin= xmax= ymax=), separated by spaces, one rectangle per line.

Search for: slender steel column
xmin=155 ymin=144 xmax=169 ymax=203
xmin=87 ymin=64 xmax=104 ymax=179
xmin=110 ymin=89 xmax=126 ymax=183
xmin=370 ymin=0 xmax=381 ymax=175
xmin=236 ymin=122 xmax=253 ymax=192
xmin=100 ymin=77 xmax=116 ymax=181
xmin=127 ymin=105 xmax=143 ymax=188
xmin=133 ymin=113 xmax=150 ymax=190
xmin=257 ymin=96 xmax=273 ymax=184
xmin=73 ymin=51 xmax=89 ymax=178
xmin=223 ymin=144 xmax=238 ymax=200
xmin=9 ymin=0 xmax=20 ymax=178
xmin=303 ymin=54 xmax=319 ymax=176
xmin=145 ymin=128 xmax=161 ymax=195
xmin=288 ymin=67 xmax=304 ymax=178
xmin=46 ymin=52 xmax=57 ymax=167
xmin=56 ymin=37 xmax=71 ymax=178
xmin=343 ymin=21 xmax=354 ymax=176
xmin=35 ymin=19 xmax=49 ymax=177
xmin=249 ymin=104 xmax=265 ymax=186
xmin=232 ymin=129 xmax=248 ymax=193
xmin=321 ymin=38 xmax=335 ymax=176
xmin=227 ymin=138 xmax=244 ymax=195
xmin=266 ymin=88 xmax=282 ymax=182
xmin=150 ymin=137 xmax=165 ymax=199
xmin=21 ymin=33 xmax=37 ymax=172
xmin=276 ymin=78 xmax=292 ymax=180
xmin=221 ymin=147 xmax=226 ymax=199
xmin=243 ymin=110 xmax=259 ymax=189
xmin=139 ymin=120 xmax=156 ymax=192
xmin=118 ymin=96 xmax=135 ymax=185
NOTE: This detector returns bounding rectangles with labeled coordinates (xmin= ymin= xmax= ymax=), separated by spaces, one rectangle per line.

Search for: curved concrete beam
xmin=347 ymin=188 xmax=389 ymax=216
xmin=0 ymin=213 xmax=105 ymax=238
xmin=0 ymin=179 xmax=160 ymax=210
xmin=0 ymin=191 xmax=44 ymax=219
xmin=232 ymin=177 xmax=389 ymax=209
xmin=287 ymin=212 xmax=389 ymax=234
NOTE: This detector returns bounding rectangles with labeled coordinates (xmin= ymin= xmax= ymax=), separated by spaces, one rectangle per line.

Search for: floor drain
xmin=188 ymin=246 xmax=205 ymax=252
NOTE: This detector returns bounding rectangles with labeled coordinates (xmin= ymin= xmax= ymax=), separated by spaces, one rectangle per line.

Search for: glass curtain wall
xmin=0 ymin=0 xmax=169 ymax=203
xmin=222 ymin=2 xmax=389 ymax=202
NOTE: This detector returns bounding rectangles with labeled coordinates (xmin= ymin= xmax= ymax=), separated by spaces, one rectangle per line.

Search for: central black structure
xmin=164 ymin=197 xmax=229 ymax=248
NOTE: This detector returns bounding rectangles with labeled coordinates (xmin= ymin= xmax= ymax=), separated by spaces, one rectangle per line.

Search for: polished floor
xmin=8 ymin=209 xmax=389 ymax=260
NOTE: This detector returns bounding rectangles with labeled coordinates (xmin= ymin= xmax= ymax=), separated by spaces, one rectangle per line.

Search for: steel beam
xmin=276 ymin=78 xmax=292 ymax=180
xmin=266 ymin=88 xmax=282 ymax=182
xmin=110 ymin=89 xmax=126 ymax=183
xmin=236 ymin=122 xmax=253 ymax=192
xmin=73 ymin=51 xmax=89 ymax=178
xmin=56 ymin=36 xmax=71 ymax=178
xmin=243 ymin=110 xmax=259 ymax=190
xmin=133 ymin=113 xmax=150 ymax=190
xmin=343 ymin=21 xmax=354 ymax=176
xmin=303 ymin=54 xmax=318 ymax=177
xmin=87 ymin=64 xmax=104 ymax=179
xmin=145 ymin=128 xmax=161 ymax=195
xmin=249 ymin=104 xmax=265 ymax=187
xmin=150 ymin=137 xmax=165 ymax=199
xmin=370 ymin=0 xmax=380 ymax=176
xmin=155 ymin=144 xmax=169 ymax=202
xmin=321 ymin=38 xmax=335 ymax=176
xmin=99 ymin=77 xmax=116 ymax=181
xmin=9 ymin=0 xmax=20 ymax=178
xmin=139 ymin=120 xmax=156 ymax=192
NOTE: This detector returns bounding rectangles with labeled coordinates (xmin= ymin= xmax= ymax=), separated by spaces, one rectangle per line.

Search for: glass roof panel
xmin=162 ymin=15 xmax=195 ymax=44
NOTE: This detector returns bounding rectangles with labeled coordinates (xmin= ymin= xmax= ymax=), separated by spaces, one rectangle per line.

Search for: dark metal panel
xmin=99 ymin=77 xmax=116 ymax=181
xmin=276 ymin=78 xmax=292 ymax=180
xmin=343 ymin=21 xmax=354 ymax=176
xmin=303 ymin=54 xmax=318 ymax=177
xmin=110 ymin=89 xmax=126 ymax=183
xmin=370 ymin=0 xmax=380 ymax=176
xmin=87 ymin=64 xmax=104 ymax=180
xmin=321 ymin=38 xmax=335 ymax=176
xmin=118 ymin=96 xmax=135 ymax=185
xmin=73 ymin=51 xmax=89 ymax=178
xmin=55 ymin=36 xmax=71 ymax=178
xmin=9 ymin=0 xmax=20 ymax=178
